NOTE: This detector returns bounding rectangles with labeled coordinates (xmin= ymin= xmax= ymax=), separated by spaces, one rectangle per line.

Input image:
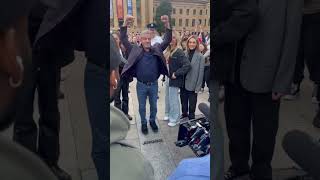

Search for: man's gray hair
xmin=140 ymin=30 xmax=151 ymax=37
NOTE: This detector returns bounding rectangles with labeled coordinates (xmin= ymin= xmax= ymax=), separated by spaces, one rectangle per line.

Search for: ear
xmin=110 ymin=69 xmax=120 ymax=88
xmin=0 ymin=28 xmax=18 ymax=78
xmin=110 ymin=70 xmax=117 ymax=87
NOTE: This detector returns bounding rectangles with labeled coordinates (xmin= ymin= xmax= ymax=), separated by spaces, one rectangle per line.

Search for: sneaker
xmin=168 ymin=122 xmax=177 ymax=127
xmin=188 ymin=113 xmax=195 ymax=120
xmin=179 ymin=114 xmax=188 ymax=120
xmin=313 ymin=110 xmax=320 ymax=128
xmin=283 ymin=84 xmax=300 ymax=100
xmin=141 ymin=124 xmax=148 ymax=134
xmin=163 ymin=116 xmax=169 ymax=121
xmin=149 ymin=121 xmax=159 ymax=132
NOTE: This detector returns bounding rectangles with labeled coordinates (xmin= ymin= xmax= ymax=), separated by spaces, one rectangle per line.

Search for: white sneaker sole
xmin=163 ymin=117 xmax=169 ymax=121
xmin=168 ymin=122 xmax=177 ymax=127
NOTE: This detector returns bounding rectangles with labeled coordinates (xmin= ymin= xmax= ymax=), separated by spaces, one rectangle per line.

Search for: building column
xmin=113 ymin=0 xmax=119 ymax=29
xmin=132 ymin=0 xmax=138 ymax=27
xmin=141 ymin=0 xmax=146 ymax=28
xmin=149 ymin=0 xmax=154 ymax=23
xmin=123 ymin=0 xmax=128 ymax=17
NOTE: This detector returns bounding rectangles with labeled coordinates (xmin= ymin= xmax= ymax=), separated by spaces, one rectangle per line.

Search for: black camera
xmin=175 ymin=116 xmax=210 ymax=157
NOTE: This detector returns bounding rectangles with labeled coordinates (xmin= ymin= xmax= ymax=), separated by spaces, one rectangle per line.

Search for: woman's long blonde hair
xmin=164 ymin=31 xmax=182 ymax=62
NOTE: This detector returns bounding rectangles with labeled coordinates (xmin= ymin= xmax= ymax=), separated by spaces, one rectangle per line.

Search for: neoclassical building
xmin=154 ymin=0 xmax=210 ymax=33
xmin=110 ymin=0 xmax=210 ymax=33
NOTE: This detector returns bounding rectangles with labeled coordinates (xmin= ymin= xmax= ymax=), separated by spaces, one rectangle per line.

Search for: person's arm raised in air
xmin=159 ymin=15 xmax=172 ymax=52
xmin=120 ymin=15 xmax=134 ymax=55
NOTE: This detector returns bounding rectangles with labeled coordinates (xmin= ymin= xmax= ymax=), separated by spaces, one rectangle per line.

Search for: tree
xmin=154 ymin=0 xmax=172 ymax=35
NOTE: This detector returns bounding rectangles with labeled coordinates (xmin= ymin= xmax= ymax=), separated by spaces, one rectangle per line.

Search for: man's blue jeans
xmin=136 ymin=81 xmax=158 ymax=125
xmin=84 ymin=62 xmax=107 ymax=180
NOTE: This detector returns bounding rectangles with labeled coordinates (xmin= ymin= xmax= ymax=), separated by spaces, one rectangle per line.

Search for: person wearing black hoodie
xmin=112 ymin=32 xmax=133 ymax=121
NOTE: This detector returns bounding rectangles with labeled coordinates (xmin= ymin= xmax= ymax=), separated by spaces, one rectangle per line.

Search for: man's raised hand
xmin=124 ymin=15 xmax=135 ymax=27
xmin=161 ymin=15 xmax=170 ymax=29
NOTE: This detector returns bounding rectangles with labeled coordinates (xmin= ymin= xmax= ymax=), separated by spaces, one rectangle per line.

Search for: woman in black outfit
xmin=112 ymin=32 xmax=133 ymax=120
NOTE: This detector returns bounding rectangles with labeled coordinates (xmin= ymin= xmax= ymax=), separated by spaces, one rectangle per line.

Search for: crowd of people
xmin=111 ymin=15 xmax=211 ymax=132
xmin=109 ymin=14 xmax=211 ymax=179
xmin=1 ymin=0 xmax=320 ymax=180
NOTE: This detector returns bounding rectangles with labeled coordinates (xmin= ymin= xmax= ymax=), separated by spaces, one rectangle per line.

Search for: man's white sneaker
xmin=163 ymin=116 xmax=169 ymax=121
xmin=168 ymin=122 xmax=177 ymax=127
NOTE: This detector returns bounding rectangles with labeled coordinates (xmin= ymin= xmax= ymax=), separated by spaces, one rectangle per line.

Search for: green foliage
xmin=154 ymin=0 xmax=172 ymax=35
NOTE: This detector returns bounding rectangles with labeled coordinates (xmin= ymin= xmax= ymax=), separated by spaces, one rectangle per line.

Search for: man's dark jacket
xmin=120 ymin=26 xmax=171 ymax=79
xmin=31 ymin=0 xmax=107 ymax=69
xmin=31 ymin=0 xmax=86 ymax=68
xmin=167 ymin=49 xmax=191 ymax=88
xmin=212 ymin=0 xmax=258 ymax=83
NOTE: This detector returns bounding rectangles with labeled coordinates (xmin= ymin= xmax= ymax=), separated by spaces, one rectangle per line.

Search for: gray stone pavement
xmin=121 ymin=79 xmax=210 ymax=180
